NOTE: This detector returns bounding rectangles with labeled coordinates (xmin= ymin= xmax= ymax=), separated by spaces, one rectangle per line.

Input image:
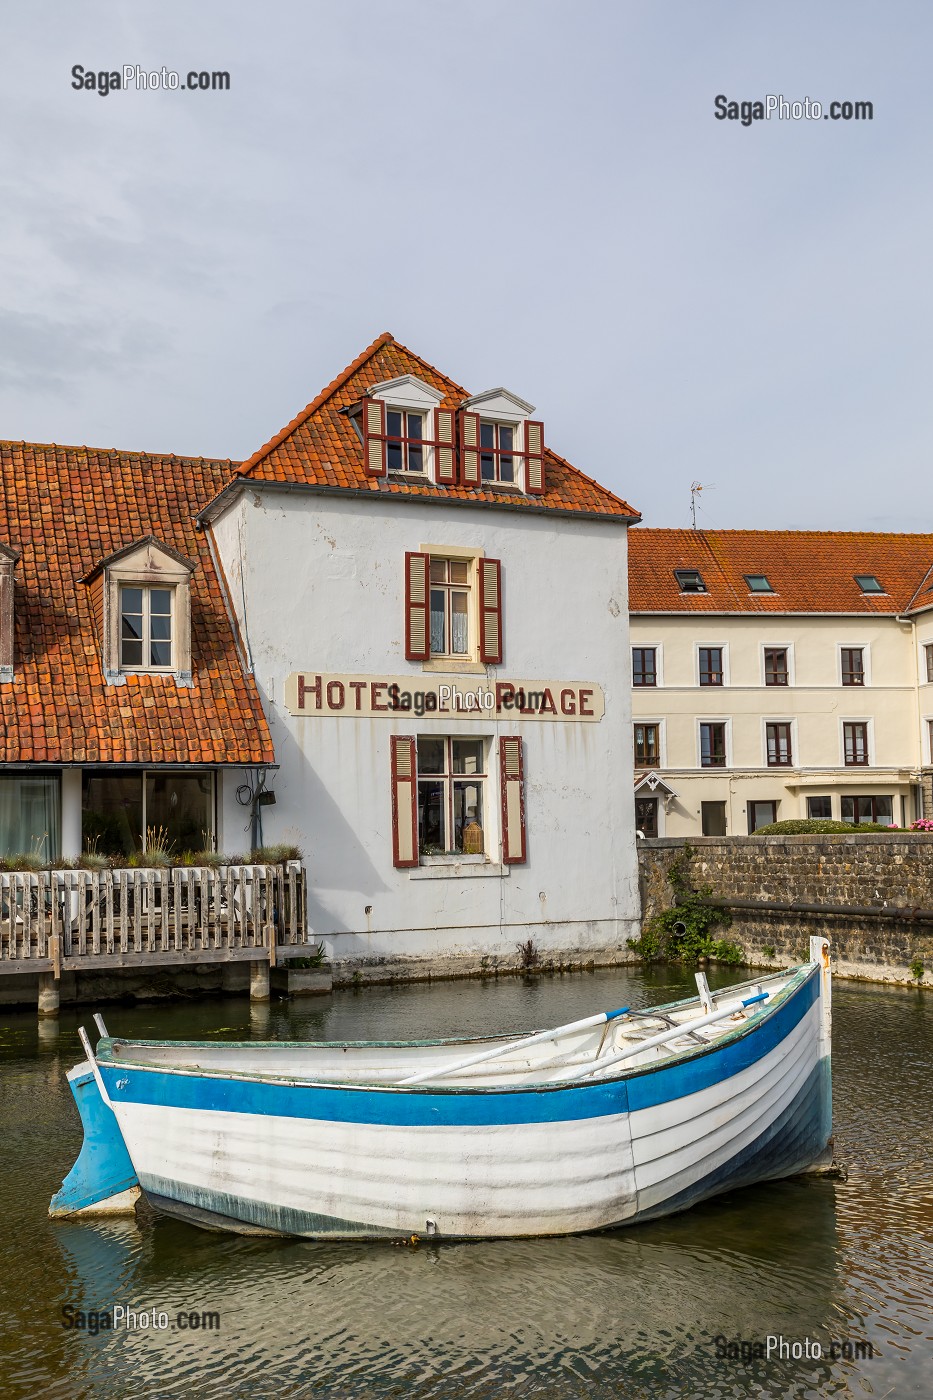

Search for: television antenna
xmin=690 ymin=481 xmax=713 ymax=530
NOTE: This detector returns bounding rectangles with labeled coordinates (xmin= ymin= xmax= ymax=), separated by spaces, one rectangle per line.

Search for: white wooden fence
xmin=0 ymin=863 xmax=307 ymax=974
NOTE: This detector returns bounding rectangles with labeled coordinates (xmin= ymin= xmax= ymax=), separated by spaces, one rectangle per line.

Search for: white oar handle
xmin=399 ymin=1006 xmax=631 ymax=1086
xmin=78 ymin=1025 xmax=114 ymax=1109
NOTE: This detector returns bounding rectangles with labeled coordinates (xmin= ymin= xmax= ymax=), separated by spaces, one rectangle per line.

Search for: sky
xmin=1 ymin=1 xmax=930 ymax=531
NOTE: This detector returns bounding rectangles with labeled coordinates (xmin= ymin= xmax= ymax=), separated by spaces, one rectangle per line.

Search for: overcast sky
xmin=1 ymin=2 xmax=930 ymax=531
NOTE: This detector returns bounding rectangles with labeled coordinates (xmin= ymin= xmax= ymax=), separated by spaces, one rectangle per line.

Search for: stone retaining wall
xmin=638 ymin=834 xmax=933 ymax=985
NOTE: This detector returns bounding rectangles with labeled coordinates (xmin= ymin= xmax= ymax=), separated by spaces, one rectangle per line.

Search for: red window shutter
xmin=404 ymin=551 xmax=430 ymax=661
xmin=459 ymin=410 xmax=480 ymax=486
xmin=524 ymin=420 xmax=545 ymax=495
xmin=391 ymin=735 xmax=419 ymax=868
xmin=361 ymin=397 xmax=387 ymax=477
xmin=478 ymin=558 xmax=503 ymax=665
xmin=434 ymin=408 xmax=456 ymax=485
xmin=500 ymin=736 xmax=527 ymax=864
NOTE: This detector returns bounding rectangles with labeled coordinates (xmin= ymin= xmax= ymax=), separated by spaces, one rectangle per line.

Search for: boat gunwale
xmin=93 ymin=964 xmax=817 ymax=1097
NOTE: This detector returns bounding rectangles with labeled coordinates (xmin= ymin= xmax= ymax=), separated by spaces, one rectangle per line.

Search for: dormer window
xmin=360 ymin=375 xmax=454 ymax=485
xmin=459 ymin=389 xmax=544 ymax=495
xmin=82 ymin=536 xmax=196 ymax=687
xmin=480 ymin=422 xmax=515 ymax=483
xmin=674 ymin=569 xmax=707 ymax=593
xmin=386 ymin=410 xmax=425 ymax=473
xmin=120 ymin=586 xmax=174 ymax=670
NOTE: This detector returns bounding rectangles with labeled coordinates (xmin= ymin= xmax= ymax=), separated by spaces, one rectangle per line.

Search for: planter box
xmin=271 ymin=963 xmax=333 ymax=997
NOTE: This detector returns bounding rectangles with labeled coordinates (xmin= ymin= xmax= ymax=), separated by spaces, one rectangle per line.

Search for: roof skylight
xmin=674 ymin=569 xmax=707 ymax=594
xmin=744 ymin=574 xmax=773 ymax=593
xmin=854 ymin=575 xmax=884 ymax=594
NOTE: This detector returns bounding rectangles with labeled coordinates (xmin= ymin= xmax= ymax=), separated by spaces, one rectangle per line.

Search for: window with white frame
xmin=417 ymin=737 xmax=486 ymax=855
xmin=925 ymin=644 xmax=933 ymax=684
xmin=120 ymin=586 xmax=174 ymax=670
xmin=429 ymin=558 xmax=472 ymax=657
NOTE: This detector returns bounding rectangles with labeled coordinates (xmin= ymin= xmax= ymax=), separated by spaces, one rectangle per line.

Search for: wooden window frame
xmin=479 ymin=421 xmax=517 ymax=484
xmin=632 ymin=647 xmax=657 ymax=687
xmin=385 ymin=408 xmax=427 ymax=474
xmin=698 ymin=646 xmax=724 ymax=687
xmin=764 ymin=647 xmax=789 ymax=686
xmin=843 ymin=720 xmax=870 ymax=766
xmin=699 ymin=721 xmax=727 ymax=768
xmin=416 ymin=736 xmax=488 ymax=858
xmin=765 ymin=721 xmax=793 ymax=767
xmin=841 ymin=647 xmax=865 ymax=686
xmin=429 ymin=557 xmax=473 ymax=660
xmin=634 ymin=722 xmax=660 ymax=768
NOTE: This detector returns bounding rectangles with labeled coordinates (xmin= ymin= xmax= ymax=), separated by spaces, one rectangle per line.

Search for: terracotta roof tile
xmin=629 ymin=528 xmax=933 ymax=615
xmin=0 ymin=442 xmax=274 ymax=766
xmin=229 ymin=334 xmax=639 ymax=521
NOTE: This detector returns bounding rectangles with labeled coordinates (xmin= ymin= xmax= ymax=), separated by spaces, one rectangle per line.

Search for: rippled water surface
xmin=1 ymin=965 xmax=932 ymax=1398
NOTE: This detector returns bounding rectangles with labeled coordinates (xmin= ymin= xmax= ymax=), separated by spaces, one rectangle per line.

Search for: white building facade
xmin=629 ymin=529 xmax=933 ymax=837
xmin=202 ymin=335 xmax=642 ymax=965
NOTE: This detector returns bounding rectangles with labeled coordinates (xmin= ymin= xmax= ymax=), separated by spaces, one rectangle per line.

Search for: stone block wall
xmin=638 ymin=834 xmax=933 ymax=985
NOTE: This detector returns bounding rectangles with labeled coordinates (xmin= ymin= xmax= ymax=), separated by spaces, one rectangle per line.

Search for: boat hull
xmin=91 ymin=963 xmax=831 ymax=1239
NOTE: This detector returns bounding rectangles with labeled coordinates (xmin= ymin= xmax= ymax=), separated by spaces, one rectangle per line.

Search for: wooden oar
xmin=559 ymin=992 xmax=770 ymax=1083
xmin=398 ymin=1006 xmax=631 ymax=1086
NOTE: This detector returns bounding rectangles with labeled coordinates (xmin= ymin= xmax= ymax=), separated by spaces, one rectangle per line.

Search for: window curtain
xmin=0 ymin=774 xmax=61 ymax=860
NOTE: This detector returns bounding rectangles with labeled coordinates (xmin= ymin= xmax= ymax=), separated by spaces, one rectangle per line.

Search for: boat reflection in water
xmin=50 ymin=1174 xmax=855 ymax=1398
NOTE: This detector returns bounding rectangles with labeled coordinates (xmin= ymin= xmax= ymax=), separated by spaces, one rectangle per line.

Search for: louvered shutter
xmin=524 ymin=420 xmax=545 ymax=495
xmin=459 ymin=410 xmax=480 ymax=486
xmin=391 ymin=735 xmax=419 ymax=868
xmin=499 ymin=736 xmax=527 ymax=864
xmin=434 ymin=408 xmax=456 ymax=485
xmin=361 ymin=397 xmax=387 ymax=477
xmin=405 ymin=551 xmax=430 ymax=661
xmin=478 ymin=558 xmax=503 ymax=665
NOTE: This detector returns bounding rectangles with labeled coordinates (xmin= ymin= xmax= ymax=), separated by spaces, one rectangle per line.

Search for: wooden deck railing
xmin=0 ymin=862 xmax=308 ymax=974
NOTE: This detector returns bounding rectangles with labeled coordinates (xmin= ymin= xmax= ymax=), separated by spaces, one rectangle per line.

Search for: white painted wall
xmin=210 ymin=490 xmax=638 ymax=963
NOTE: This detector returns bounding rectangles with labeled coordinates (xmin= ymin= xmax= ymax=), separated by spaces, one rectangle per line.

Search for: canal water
xmin=1 ymin=964 xmax=931 ymax=1399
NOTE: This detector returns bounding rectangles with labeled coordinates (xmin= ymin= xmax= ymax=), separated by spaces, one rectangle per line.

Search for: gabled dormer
xmin=0 ymin=541 xmax=21 ymax=683
xmin=82 ymin=536 xmax=197 ymax=687
xmin=355 ymin=374 xmax=457 ymax=485
xmin=458 ymin=388 xmax=544 ymax=495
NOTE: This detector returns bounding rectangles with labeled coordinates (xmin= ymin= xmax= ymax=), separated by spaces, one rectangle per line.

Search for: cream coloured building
xmin=629 ymin=530 xmax=933 ymax=836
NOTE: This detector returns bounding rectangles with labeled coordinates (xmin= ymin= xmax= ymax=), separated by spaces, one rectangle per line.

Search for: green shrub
xmin=752 ymin=818 xmax=900 ymax=835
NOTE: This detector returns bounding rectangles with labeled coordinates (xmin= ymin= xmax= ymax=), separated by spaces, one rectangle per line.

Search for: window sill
xmin=409 ymin=860 xmax=509 ymax=881
xmin=420 ymin=659 xmax=488 ymax=676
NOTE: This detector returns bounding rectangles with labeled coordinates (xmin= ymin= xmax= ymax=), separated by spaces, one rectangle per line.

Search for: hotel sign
xmin=284 ymin=673 xmax=605 ymax=722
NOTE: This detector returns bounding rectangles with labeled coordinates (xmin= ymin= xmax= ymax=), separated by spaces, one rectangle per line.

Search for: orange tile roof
xmin=0 ymin=441 xmax=274 ymax=766
xmin=221 ymin=334 xmax=639 ymax=521
xmin=629 ymin=528 xmax=933 ymax=615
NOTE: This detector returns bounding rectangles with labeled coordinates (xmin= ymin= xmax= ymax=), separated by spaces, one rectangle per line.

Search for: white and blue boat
xmin=51 ymin=937 xmax=833 ymax=1239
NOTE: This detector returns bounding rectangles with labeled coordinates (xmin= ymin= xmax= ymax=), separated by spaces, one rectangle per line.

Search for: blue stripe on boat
xmin=100 ymin=969 xmax=819 ymax=1129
